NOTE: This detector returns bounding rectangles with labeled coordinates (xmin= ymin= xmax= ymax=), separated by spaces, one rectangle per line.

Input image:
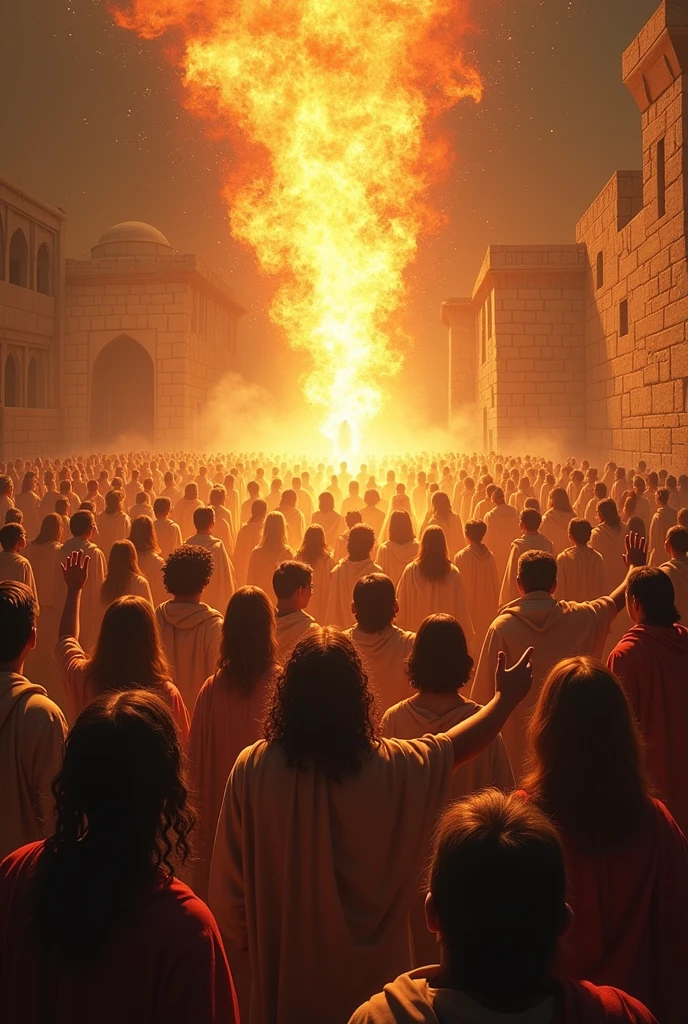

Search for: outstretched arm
xmin=447 ymin=647 xmax=534 ymax=770
xmin=58 ymin=549 xmax=90 ymax=640
xmin=609 ymin=532 xmax=647 ymax=611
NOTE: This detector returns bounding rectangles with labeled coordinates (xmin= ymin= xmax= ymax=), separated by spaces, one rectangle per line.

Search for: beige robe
xmin=173 ymin=496 xmax=204 ymax=541
xmin=453 ymin=544 xmax=500 ymax=651
xmin=648 ymin=506 xmax=678 ymax=565
xmin=0 ymin=672 xmax=67 ymax=862
xmin=312 ymin=509 xmax=345 ymax=550
xmin=15 ymin=490 xmax=41 ymax=539
xmin=208 ymin=733 xmax=454 ymax=1024
xmin=24 ymin=541 xmax=64 ymax=710
xmin=540 ymin=508 xmax=574 ymax=557
xmin=396 ymin=563 xmax=475 ymax=652
xmin=58 ymin=537 xmax=107 ymax=652
xmin=275 ymin=609 xmax=317 ymax=663
xmin=95 ymin=510 xmax=131 ymax=558
xmin=590 ymin=522 xmax=627 ymax=592
xmin=212 ymin=506 xmax=235 ymax=557
xmin=247 ymin=544 xmax=293 ymax=603
xmin=0 ymin=551 xmax=39 ymax=608
xmin=325 ymin=557 xmax=383 ymax=629
xmin=278 ymin=505 xmax=306 ymax=550
xmin=660 ymin=559 xmax=688 ymax=625
xmin=305 ymin=553 xmax=335 ymax=625
xmin=345 ymin=624 xmax=415 ymax=715
xmin=233 ymin=521 xmax=265 ymax=587
xmin=153 ymin=517 xmax=183 ymax=559
xmin=137 ymin=549 xmax=167 ymax=608
xmin=472 ymin=592 xmax=616 ymax=779
xmin=483 ymin=503 xmax=520 ymax=576
xmin=499 ymin=533 xmax=554 ymax=608
xmin=556 ymin=545 xmax=607 ymax=602
xmin=155 ymin=600 xmax=224 ymax=711
xmin=129 ymin=502 xmax=153 ymax=520
xmin=185 ymin=533 xmax=236 ymax=616
xmin=360 ymin=505 xmax=386 ymax=540
xmin=376 ymin=541 xmax=419 ymax=588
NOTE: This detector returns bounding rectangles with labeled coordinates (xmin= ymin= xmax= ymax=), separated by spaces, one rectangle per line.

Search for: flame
xmin=114 ymin=0 xmax=482 ymax=452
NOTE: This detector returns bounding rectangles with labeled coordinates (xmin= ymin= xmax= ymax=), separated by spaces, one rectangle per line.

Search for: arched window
xmin=5 ymin=354 xmax=18 ymax=407
xmin=9 ymin=230 xmax=29 ymax=288
xmin=27 ymin=357 xmax=42 ymax=408
xmin=36 ymin=243 xmax=51 ymax=295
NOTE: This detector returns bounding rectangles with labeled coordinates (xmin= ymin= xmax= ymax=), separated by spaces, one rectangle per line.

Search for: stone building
xmin=445 ymin=0 xmax=688 ymax=466
xmin=0 ymin=181 xmax=245 ymax=457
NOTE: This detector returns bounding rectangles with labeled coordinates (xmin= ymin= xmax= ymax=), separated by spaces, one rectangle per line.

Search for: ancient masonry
xmin=444 ymin=0 xmax=688 ymax=466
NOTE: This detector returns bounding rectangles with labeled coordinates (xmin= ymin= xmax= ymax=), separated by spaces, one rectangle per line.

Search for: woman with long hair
xmin=129 ymin=514 xmax=166 ymax=606
xmin=95 ymin=488 xmax=130 ymax=558
xmin=15 ymin=471 xmax=41 ymax=538
xmin=420 ymin=490 xmax=465 ymax=558
xmin=591 ymin=497 xmax=628 ymax=592
xmin=24 ymin=513 xmax=66 ymax=708
xmin=0 ymin=691 xmax=237 ymax=1023
xmin=296 ymin=523 xmax=334 ymax=624
xmin=56 ymin=550 xmax=189 ymax=737
xmin=247 ymin=510 xmax=293 ymax=600
xmin=208 ymin=626 xmax=533 ymax=1024
xmin=540 ymin=487 xmax=575 ymax=556
xmin=395 ymin=525 xmax=474 ymax=646
xmin=311 ymin=490 xmax=345 ymax=550
xmin=101 ymin=539 xmax=153 ymax=608
xmin=521 ymin=656 xmax=688 ymax=1023
xmin=376 ymin=510 xmax=419 ymax=587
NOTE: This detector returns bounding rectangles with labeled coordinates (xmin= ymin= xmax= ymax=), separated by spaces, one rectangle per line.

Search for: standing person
xmin=273 ymin=560 xmax=316 ymax=662
xmin=325 ymin=523 xmax=383 ymax=628
xmin=483 ymin=488 xmax=520 ymax=577
xmin=56 ymin=551 xmax=189 ymax=738
xmin=376 ymin=510 xmax=419 ymax=588
xmin=38 ymin=471 xmax=60 ymax=520
xmin=647 ymin=487 xmax=677 ymax=565
xmin=0 ymin=475 xmax=14 ymax=519
xmin=540 ymin=487 xmax=575 ymax=557
xmin=345 ymin=573 xmax=415 ymax=714
xmin=396 ymin=526 xmax=474 ymax=647
xmin=185 ymin=507 xmax=236 ymax=614
xmin=15 ymin=472 xmax=41 ymax=540
xmin=0 ymin=691 xmax=238 ymax=1024
xmin=233 ymin=499 xmax=267 ymax=587
xmin=247 ymin=511 xmax=293 ymax=602
xmin=58 ymin=510 xmax=106 ymax=650
xmin=129 ymin=515 xmax=167 ymax=607
xmin=421 ymin=492 xmax=465 ymax=559
xmin=208 ymin=486 xmax=235 ymax=556
xmin=584 ymin=481 xmax=608 ymax=525
xmin=0 ymin=524 xmax=39 ymax=606
xmin=96 ymin=490 xmax=130 ymax=559
xmin=276 ymin=489 xmax=306 ymax=551
xmin=174 ymin=483 xmax=204 ymax=541
xmin=155 ymin=546 xmax=223 ymax=713
xmin=24 ymin=515 xmax=65 ymax=707
xmin=152 ymin=497 xmax=183 ymax=559
xmin=0 ymin=581 xmax=67 ymax=862
xmin=349 ymin=790 xmax=657 ymax=1024
xmin=608 ymin=566 xmax=688 ymax=836
xmin=454 ymin=520 xmax=500 ymax=650
xmin=241 ymin=480 xmax=261 ymax=524
xmin=101 ymin=540 xmax=153 ymax=609
xmin=556 ymin=518 xmax=607 ymax=602
xmin=591 ymin=498 xmax=628 ymax=593
xmin=660 ymin=524 xmax=688 ymax=622
xmin=312 ymin=491 xmax=345 ymax=550
xmin=209 ymin=628 xmax=533 ymax=1024
xmin=522 ymin=657 xmax=688 ymax=1024
xmin=499 ymin=508 xmax=553 ymax=607
xmin=296 ymin=523 xmax=334 ymax=625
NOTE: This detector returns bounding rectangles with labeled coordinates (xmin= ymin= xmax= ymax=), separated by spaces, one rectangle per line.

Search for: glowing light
xmin=115 ymin=0 xmax=482 ymax=448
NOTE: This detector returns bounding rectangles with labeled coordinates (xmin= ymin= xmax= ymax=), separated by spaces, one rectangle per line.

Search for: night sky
xmin=0 ymin=0 xmax=659 ymax=424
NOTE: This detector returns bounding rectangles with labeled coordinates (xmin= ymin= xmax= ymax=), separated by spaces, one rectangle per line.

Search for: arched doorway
xmin=9 ymin=230 xmax=28 ymax=288
xmin=5 ymin=354 xmax=18 ymax=407
xmin=90 ymin=335 xmax=154 ymax=446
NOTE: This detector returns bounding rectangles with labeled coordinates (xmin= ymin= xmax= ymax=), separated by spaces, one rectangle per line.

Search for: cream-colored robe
xmin=233 ymin=521 xmax=265 ymax=587
xmin=278 ymin=504 xmax=306 ymax=551
xmin=499 ymin=533 xmax=554 ymax=608
xmin=376 ymin=541 xmax=420 ymax=588
xmin=648 ymin=506 xmax=678 ymax=565
xmin=453 ymin=544 xmax=500 ymax=651
xmin=660 ymin=559 xmax=688 ymax=625
xmin=396 ymin=562 xmax=475 ymax=652
xmin=95 ymin=510 xmax=131 ymax=558
xmin=185 ymin=533 xmax=237 ymax=616
xmin=275 ymin=609 xmax=317 ymax=663
xmin=483 ymin=503 xmax=520 ymax=577
xmin=153 ymin=517 xmax=183 ymax=559
xmin=590 ymin=522 xmax=627 ymax=592
xmin=173 ymin=496 xmax=204 ymax=541
xmin=0 ymin=551 xmax=39 ymax=608
xmin=247 ymin=544 xmax=293 ymax=603
xmin=540 ymin=508 xmax=574 ymax=557
xmin=555 ymin=545 xmax=607 ymax=602
xmin=155 ymin=600 xmax=224 ymax=711
xmin=58 ymin=537 xmax=107 ymax=652
xmin=137 ymin=549 xmax=167 ymax=608
xmin=344 ymin=624 xmax=415 ymax=714
xmin=361 ymin=505 xmax=386 ymax=540
xmin=211 ymin=508 xmax=235 ymax=559
xmin=25 ymin=541 xmax=64 ymax=710
xmin=312 ymin=509 xmax=345 ymax=550
xmin=325 ymin=557 xmax=383 ymax=629
xmin=15 ymin=490 xmax=41 ymax=539
xmin=304 ymin=553 xmax=335 ymax=625
xmin=208 ymin=733 xmax=454 ymax=1024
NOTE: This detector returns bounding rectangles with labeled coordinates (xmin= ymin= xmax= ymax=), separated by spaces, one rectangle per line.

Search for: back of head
xmin=418 ymin=524 xmax=451 ymax=581
xmin=679 ymin=508 xmax=688 ymax=528
xmin=265 ymin=627 xmax=375 ymax=782
xmin=0 ymin=581 xmax=36 ymax=663
xmin=69 ymin=509 xmax=94 ymax=538
xmin=523 ymin=497 xmax=540 ymax=512
xmin=431 ymin=490 xmax=451 ymax=516
xmin=162 ymin=545 xmax=213 ymax=597
xmin=218 ymin=586 xmax=276 ymax=695
xmin=318 ymin=491 xmax=335 ymax=513
xmin=524 ymin=657 xmax=651 ymax=851
xmin=388 ymin=509 xmax=414 ymax=545
xmin=280 ymin=488 xmax=297 ymax=507
xmin=34 ymin=512 xmax=62 ymax=546
xmin=667 ymin=524 xmax=688 ymax=556
xmin=549 ymin=487 xmax=572 ymax=513
xmin=627 ymin=566 xmax=680 ymax=626
xmin=347 ymin=522 xmax=375 ymax=561
xmin=251 ymin=498 xmax=267 ymax=521
xmin=520 ymin=508 xmax=541 ymax=532
xmin=657 ymin=486 xmax=670 ymax=506
xmin=0 ymin=523 xmax=25 ymax=551
xmin=517 ymin=550 xmax=557 ymax=594
xmin=5 ymin=508 xmax=22 ymax=526
xmin=408 ymin=614 xmax=473 ymax=693
xmin=193 ymin=506 xmax=214 ymax=533
xmin=364 ymin=488 xmax=380 ymax=507
xmin=262 ymin=510 xmax=288 ymax=550
xmin=104 ymin=490 xmax=123 ymax=515
xmin=429 ymin=790 xmax=566 ymax=1010
xmin=568 ymin=518 xmax=591 ymax=545
xmin=153 ymin=496 xmax=171 ymax=518
xmin=129 ymin=515 xmax=158 ymax=554
xmin=184 ymin=482 xmax=198 ymax=500
xmin=465 ymin=519 xmax=486 ymax=544
xmin=491 ymin=487 xmax=504 ymax=505
xmin=209 ymin=486 xmax=226 ymax=507
xmin=88 ymin=595 xmax=170 ymax=697
xmin=297 ymin=523 xmax=328 ymax=565
xmin=31 ymin=690 xmax=193 ymax=958
xmin=597 ymin=497 xmax=621 ymax=529
xmin=272 ymin=559 xmax=312 ymax=600
xmin=344 ymin=509 xmax=363 ymax=529
xmin=352 ymin=573 xmax=396 ymax=632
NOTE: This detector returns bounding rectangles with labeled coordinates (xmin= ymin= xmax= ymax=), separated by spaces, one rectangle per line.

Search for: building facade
xmin=446 ymin=0 xmax=688 ymax=465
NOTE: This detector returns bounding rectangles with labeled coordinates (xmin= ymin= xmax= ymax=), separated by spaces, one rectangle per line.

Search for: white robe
xmin=453 ymin=544 xmax=499 ymax=651
xmin=137 ymin=549 xmax=167 ymax=608
xmin=275 ymin=609 xmax=317 ymax=663
xmin=233 ymin=520 xmax=264 ymax=587
xmin=648 ymin=506 xmax=678 ymax=565
xmin=660 ymin=559 xmax=688 ymax=626
xmin=247 ymin=544 xmax=293 ymax=602
xmin=312 ymin=509 xmax=345 ymax=550
xmin=555 ymin=545 xmax=607 ymax=602
xmin=540 ymin=508 xmax=574 ymax=557
xmin=95 ymin=510 xmax=131 ymax=558
xmin=483 ymin=503 xmax=520 ymax=577
xmin=304 ymin=553 xmax=335 ymax=625
xmin=376 ymin=541 xmax=420 ymax=588
xmin=278 ymin=504 xmax=306 ymax=551
xmin=0 ymin=552 xmax=39 ymax=608
xmin=174 ymin=496 xmax=204 ymax=541
xmin=325 ymin=557 xmax=383 ymax=629
xmin=153 ymin=517 xmax=183 ymax=559
xmin=185 ymin=533 xmax=237 ymax=615
xmin=395 ymin=562 xmax=475 ymax=652
xmin=499 ymin=533 xmax=554 ymax=608
xmin=421 ymin=512 xmax=465 ymax=559
xmin=344 ymin=624 xmax=415 ymax=715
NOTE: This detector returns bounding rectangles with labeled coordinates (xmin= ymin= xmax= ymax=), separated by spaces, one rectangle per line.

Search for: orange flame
xmin=115 ymin=0 xmax=482 ymax=452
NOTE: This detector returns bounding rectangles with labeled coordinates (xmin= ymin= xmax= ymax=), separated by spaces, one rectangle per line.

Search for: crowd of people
xmin=0 ymin=448 xmax=687 ymax=1023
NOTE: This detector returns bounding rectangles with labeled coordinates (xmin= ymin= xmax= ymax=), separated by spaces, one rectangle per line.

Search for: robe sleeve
xmin=208 ymin=754 xmax=248 ymax=951
xmin=470 ymin=627 xmax=503 ymax=706
xmin=606 ymin=643 xmax=641 ymax=717
xmin=27 ymin=698 xmax=67 ymax=836
xmin=54 ymin=636 xmax=90 ymax=721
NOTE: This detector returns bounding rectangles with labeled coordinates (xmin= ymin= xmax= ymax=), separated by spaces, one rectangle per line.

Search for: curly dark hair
xmin=162 ymin=544 xmax=213 ymax=596
xmin=30 ymin=691 xmax=195 ymax=959
xmin=265 ymin=627 xmax=377 ymax=782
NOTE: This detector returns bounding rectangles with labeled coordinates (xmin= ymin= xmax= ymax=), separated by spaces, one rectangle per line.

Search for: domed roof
xmin=91 ymin=221 xmax=176 ymax=258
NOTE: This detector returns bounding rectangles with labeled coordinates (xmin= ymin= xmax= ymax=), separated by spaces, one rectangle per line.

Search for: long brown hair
xmin=216 ymin=586 xmax=277 ymax=697
xmin=129 ymin=514 xmax=160 ymax=555
xmin=417 ymin=524 xmax=451 ymax=581
xmin=297 ymin=523 xmax=329 ymax=565
xmin=523 ymin=657 xmax=652 ymax=852
xmin=85 ymin=596 xmax=171 ymax=697
xmin=32 ymin=512 xmax=62 ymax=546
xmin=101 ymin=539 xmax=142 ymax=606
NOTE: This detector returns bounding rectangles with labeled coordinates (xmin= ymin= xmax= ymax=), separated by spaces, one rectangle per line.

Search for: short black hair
xmin=666 ymin=525 xmax=688 ymax=555
xmin=0 ymin=581 xmax=37 ymax=660
xmin=69 ymin=510 xmax=95 ymax=538
xmin=569 ymin=518 xmax=592 ymax=545
xmin=272 ymin=560 xmax=313 ymax=600
xmin=520 ymin=509 xmax=541 ymax=531
xmin=154 ymin=497 xmax=171 ymax=516
xmin=347 ymin=523 xmax=375 ymax=561
xmin=465 ymin=519 xmax=487 ymax=543
xmin=0 ymin=523 xmax=25 ymax=551
xmin=628 ymin=567 xmax=680 ymax=626
xmin=517 ymin=550 xmax=557 ymax=593
xmin=352 ymin=573 xmax=395 ymax=632
xmin=162 ymin=546 xmax=214 ymax=596
xmin=193 ymin=506 xmax=214 ymax=532
xmin=407 ymin=614 xmax=473 ymax=692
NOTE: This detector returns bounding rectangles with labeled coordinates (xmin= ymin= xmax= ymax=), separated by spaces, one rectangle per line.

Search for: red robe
xmin=0 ymin=843 xmax=239 ymax=1024
xmin=608 ymin=623 xmax=688 ymax=835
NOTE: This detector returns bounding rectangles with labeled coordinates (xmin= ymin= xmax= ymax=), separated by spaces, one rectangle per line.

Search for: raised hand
xmin=624 ymin=531 xmax=647 ymax=569
xmin=495 ymin=647 xmax=534 ymax=708
xmin=61 ymin=549 xmax=90 ymax=593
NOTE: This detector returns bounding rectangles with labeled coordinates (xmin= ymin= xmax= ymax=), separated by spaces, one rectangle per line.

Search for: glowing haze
xmin=115 ymin=0 xmax=482 ymax=451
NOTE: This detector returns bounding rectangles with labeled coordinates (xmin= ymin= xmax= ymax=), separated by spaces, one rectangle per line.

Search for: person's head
xmin=568 ymin=518 xmax=592 ymax=546
xmin=431 ymin=491 xmax=451 ymax=517
xmin=679 ymin=507 xmax=688 ymax=528
xmin=343 ymin=509 xmax=363 ymax=532
xmin=667 ymin=474 xmax=678 ymax=490
xmin=69 ymin=509 xmax=95 ymax=539
xmin=192 ymin=506 xmax=215 ymax=534
xmin=548 ymin=487 xmax=573 ymax=514
xmin=464 ymin=519 xmax=487 ymax=545
xmin=272 ymin=560 xmax=313 ymax=610
xmin=261 ymin=510 xmax=288 ymax=551
xmin=153 ymin=496 xmax=171 ymax=520
xmin=0 ymin=523 xmax=25 ymax=553
xmin=297 ymin=523 xmax=329 ymax=566
xmin=247 ymin=479 xmax=259 ymax=499
xmin=5 ymin=507 xmax=22 ymax=525
xmin=104 ymin=489 xmax=124 ymax=515
xmin=666 ymin=524 xmax=688 ymax=561
xmin=517 ymin=550 xmax=557 ymax=595
xmin=626 ymin=515 xmax=646 ymax=538
xmin=615 ymin=466 xmax=626 ymax=481
xmin=626 ymin=566 xmax=680 ymax=626
xmin=596 ymin=497 xmax=621 ymax=529
xmin=407 ymin=614 xmax=473 ymax=693
xmin=417 ymin=524 xmax=451 ymax=581
xmin=183 ymin=482 xmax=198 ymax=501
xmin=102 ymin=540 xmax=141 ymax=606
xmin=86 ymin=595 xmax=171 ymax=699
xmin=352 ymin=573 xmax=396 ymax=633
xmin=249 ymin=498 xmax=267 ymax=522
xmin=270 ymin=477 xmax=282 ymax=494
xmin=347 ymin=522 xmax=375 ymax=562
xmin=632 ymin=475 xmax=646 ymax=496
xmin=33 ymin=513 xmax=63 ymax=546
xmin=524 ymin=657 xmax=651 ymax=852
xmin=20 ymin=471 xmax=36 ymax=495
xmin=265 ymin=628 xmax=375 ymax=782
xmin=162 ymin=545 xmax=213 ymax=600
xmin=491 ymin=487 xmax=505 ymax=506
xmin=426 ymin=791 xmax=568 ymax=1011
xmin=31 ymin=690 xmax=193 ymax=958
xmin=0 ymin=581 xmax=37 ymax=669
xmin=208 ymin=486 xmax=225 ymax=509
xmin=348 ymin=480 xmax=359 ymax=496
xmin=388 ymin=509 xmax=414 ymax=545
xmin=164 ymin=471 xmax=175 ymax=487
xmin=0 ymin=475 xmax=13 ymax=498
xmin=520 ymin=508 xmax=541 ymax=534
xmin=129 ymin=515 xmax=160 ymax=555
xmin=657 ymin=486 xmax=670 ymax=507
xmin=318 ymin=491 xmax=335 ymax=514
xmin=217 ymin=586 xmax=277 ymax=695
xmin=363 ymin=488 xmax=380 ymax=507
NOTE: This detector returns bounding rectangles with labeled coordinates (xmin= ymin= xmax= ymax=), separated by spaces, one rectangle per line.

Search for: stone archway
xmin=90 ymin=335 xmax=154 ymax=446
